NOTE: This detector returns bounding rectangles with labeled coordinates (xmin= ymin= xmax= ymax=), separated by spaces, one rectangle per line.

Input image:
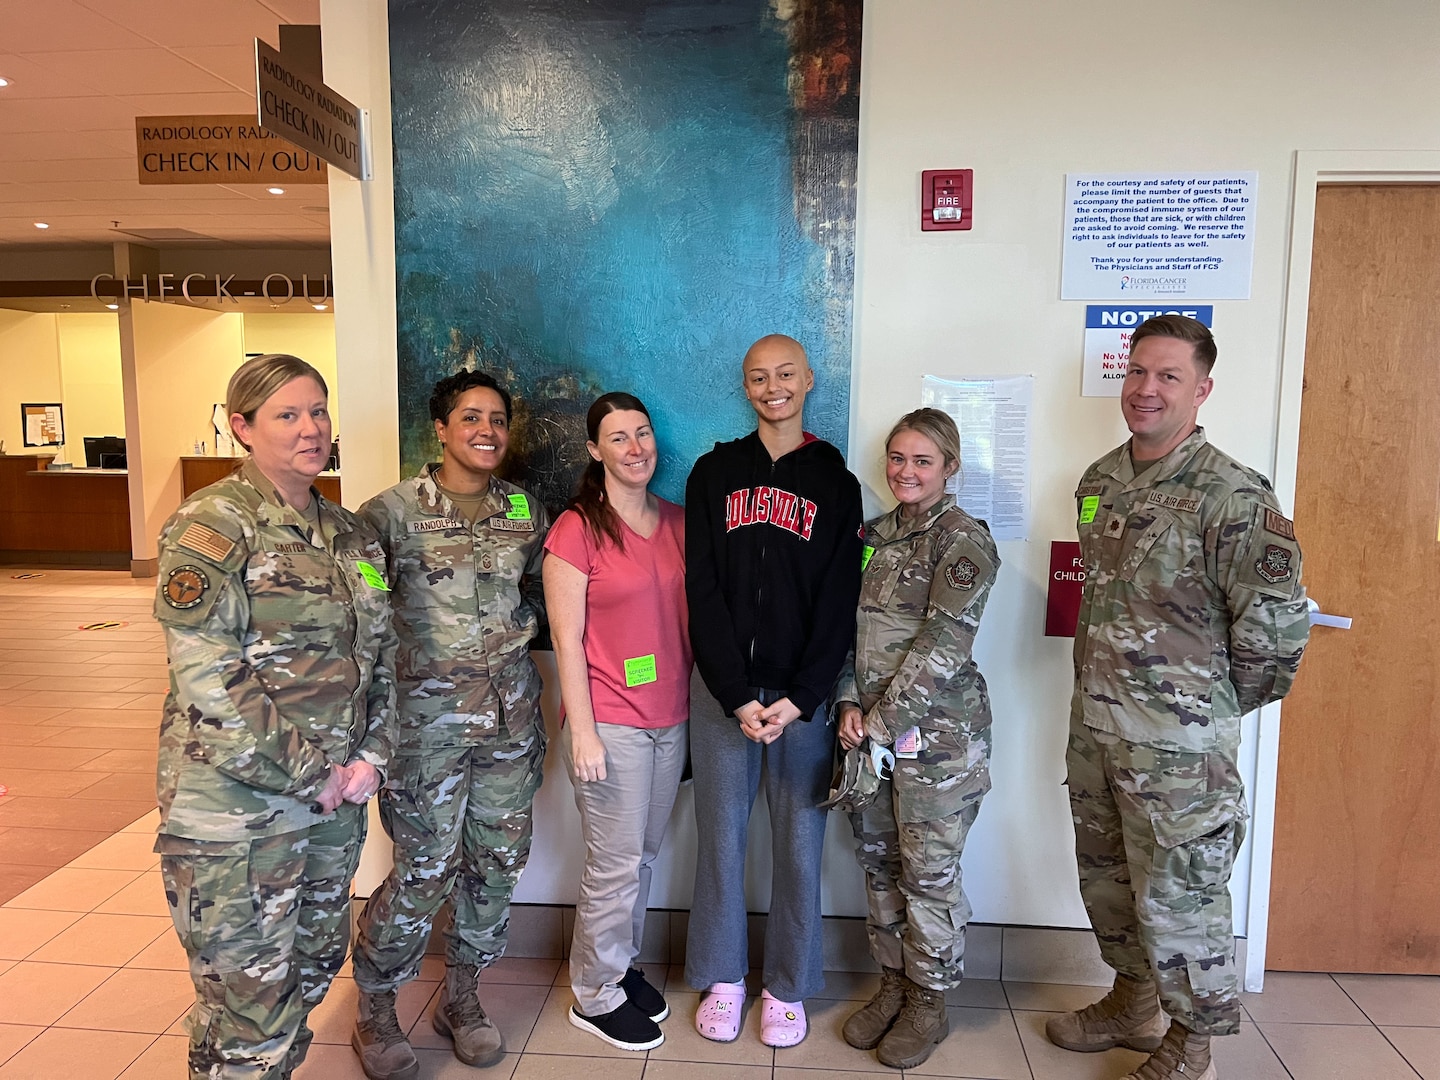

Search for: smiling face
xmin=587 ymin=408 xmax=656 ymax=492
xmin=230 ymin=375 xmax=331 ymax=500
xmin=886 ymin=428 xmax=953 ymax=515
xmin=435 ymin=386 xmax=510 ymax=483
xmin=1121 ymin=335 xmax=1214 ymax=461
xmin=742 ymin=337 xmax=814 ymax=426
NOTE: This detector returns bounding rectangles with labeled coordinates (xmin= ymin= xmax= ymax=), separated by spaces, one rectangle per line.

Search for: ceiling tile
xmin=2 ymin=0 xmax=157 ymax=52
xmin=22 ymin=48 xmax=240 ymax=96
xmin=73 ymin=0 xmax=300 ymax=49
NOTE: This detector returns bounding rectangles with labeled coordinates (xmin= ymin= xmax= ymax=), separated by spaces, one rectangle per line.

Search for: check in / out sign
xmin=135 ymin=115 xmax=326 ymax=185
xmin=255 ymin=39 xmax=370 ymax=181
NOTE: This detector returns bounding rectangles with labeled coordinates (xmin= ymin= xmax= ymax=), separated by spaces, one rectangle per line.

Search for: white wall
xmin=56 ymin=313 xmax=124 ymax=464
xmin=327 ymin=0 xmax=1440 ymax=932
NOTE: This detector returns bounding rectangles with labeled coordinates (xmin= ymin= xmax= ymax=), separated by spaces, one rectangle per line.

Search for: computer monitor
xmin=83 ymin=436 xmax=126 ymax=469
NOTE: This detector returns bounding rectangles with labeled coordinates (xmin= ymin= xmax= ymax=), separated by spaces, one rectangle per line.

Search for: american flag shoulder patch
xmin=178 ymin=522 xmax=237 ymax=563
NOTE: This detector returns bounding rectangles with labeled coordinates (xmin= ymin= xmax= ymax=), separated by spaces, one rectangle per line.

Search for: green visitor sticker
xmin=624 ymin=654 xmax=657 ymax=687
xmin=1079 ymin=496 xmax=1100 ymax=525
xmin=506 ymin=494 xmax=532 ymax=520
xmin=861 ymin=545 xmax=875 ymax=571
xmin=355 ymin=560 xmax=390 ymax=590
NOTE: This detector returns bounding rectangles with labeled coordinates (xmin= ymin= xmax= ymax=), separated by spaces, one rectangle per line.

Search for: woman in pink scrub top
xmin=543 ymin=392 xmax=692 ymax=1053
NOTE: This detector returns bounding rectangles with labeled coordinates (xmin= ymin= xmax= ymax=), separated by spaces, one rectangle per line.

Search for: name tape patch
xmin=490 ymin=517 xmax=535 ymax=533
xmin=1076 ymin=482 xmax=1105 ymax=498
xmin=410 ymin=518 xmax=468 ymax=533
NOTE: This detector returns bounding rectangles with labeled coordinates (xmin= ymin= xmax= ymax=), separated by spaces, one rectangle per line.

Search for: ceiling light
xmin=312 ymin=303 xmax=327 ymax=311
xmin=105 ymin=303 xmax=119 ymax=310
xmin=0 ymin=77 xmax=10 ymax=88
xmin=34 ymin=222 xmax=49 ymax=229
xmin=267 ymin=187 xmax=285 ymax=195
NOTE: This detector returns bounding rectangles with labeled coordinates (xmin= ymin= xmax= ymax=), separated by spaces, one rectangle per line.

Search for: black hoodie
xmin=685 ymin=431 xmax=863 ymax=719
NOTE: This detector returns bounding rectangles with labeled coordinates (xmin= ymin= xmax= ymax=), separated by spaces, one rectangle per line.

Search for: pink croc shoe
xmin=760 ymin=989 xmax=808 ymax=1047
xmin=695 ymin=981 xmax=746 ymax=1043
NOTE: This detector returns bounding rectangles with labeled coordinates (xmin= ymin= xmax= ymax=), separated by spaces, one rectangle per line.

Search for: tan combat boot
xmin=1045 ymin=973 xmax=1167 ymax=1052
xmin=842 ymin=966 xmax=909 ymax=1050
xmin=1121 ymin=1020 xmax=1216 ymax=1080
xmin=352 ymin=989 xmax=420 ymax=1080
xmin=876 ymin=980 xmax=950 ymax=1069
xmin=432 ymin=963 xmax=506 ymax=1067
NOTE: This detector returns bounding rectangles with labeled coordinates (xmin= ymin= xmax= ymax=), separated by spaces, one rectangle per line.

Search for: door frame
xmin=1244 ymin=150 xmax=1440 ymax=991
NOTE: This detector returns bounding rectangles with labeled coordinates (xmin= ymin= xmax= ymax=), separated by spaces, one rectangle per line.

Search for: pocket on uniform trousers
xmin=1148 ymin=790 xmax=1247 ymax=895
xmin=155 ymin=835 xmax=253 ymax=958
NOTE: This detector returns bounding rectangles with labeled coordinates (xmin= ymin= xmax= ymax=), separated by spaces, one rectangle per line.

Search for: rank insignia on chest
xmin=163 ymin=565 xmax=209 ymax=609
xmin=1105 ymin=513 xmax=1126 ymax=537
xmin=1256 ymin=544 xmax=1294 ymax=584
xmin=945 ymin=557 xmax=980 ymax=591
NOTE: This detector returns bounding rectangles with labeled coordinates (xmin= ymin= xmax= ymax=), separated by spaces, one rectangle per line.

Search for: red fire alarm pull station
xmin=921 ymin=169 xmax=973 ymax=231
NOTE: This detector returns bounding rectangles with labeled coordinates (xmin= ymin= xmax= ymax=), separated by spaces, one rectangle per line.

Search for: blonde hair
xmin=226 ymin=354 xmax=328 ymax=450
xmin=886 ymin=408 xmax=962 ymax=480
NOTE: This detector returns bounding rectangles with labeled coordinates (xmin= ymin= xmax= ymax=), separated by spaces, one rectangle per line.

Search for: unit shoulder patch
xmin=944 ymin=557 xmax=980 ymax=592
xmin=1254 ymin=543 xmax=1295 ymax=585
xmin=163 ymin=565 xmax=210 ymax=609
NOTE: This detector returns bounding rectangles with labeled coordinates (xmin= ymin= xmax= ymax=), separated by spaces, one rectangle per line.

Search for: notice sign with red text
xmin=1045 ymin=541 xmax=1087 ymax=637
xmin=1082 ymin=305 xmax=1213 ymax=396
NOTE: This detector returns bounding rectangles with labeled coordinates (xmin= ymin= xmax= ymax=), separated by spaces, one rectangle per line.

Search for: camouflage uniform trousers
xmin=1066 ymin=720 xmax=1248 ymax=1036
xmin=351 ymin=723 xmax=545 ymax=992
xmin=158 ymin=804 xmax=366 ymax=1080
xmin=849 ymin=782 xmax=984 ymax=991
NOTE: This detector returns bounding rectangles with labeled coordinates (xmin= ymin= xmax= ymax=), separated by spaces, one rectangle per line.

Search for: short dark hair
xmin=429 ymin=370 xmax=512 ymax=424
xmin=1129 ymin=315 xmax=1217 ymax=374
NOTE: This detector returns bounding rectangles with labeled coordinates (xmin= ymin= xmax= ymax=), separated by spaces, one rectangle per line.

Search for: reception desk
xmin=181 ymin=456 xmax=341 ymax=503
xmin=0 ymin=454 xmax=131 ymax=567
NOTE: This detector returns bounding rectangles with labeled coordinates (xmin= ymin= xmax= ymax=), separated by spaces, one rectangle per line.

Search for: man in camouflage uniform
xmin=832 ymin=411 xmax=1000 ymax=1069
xmin=350 ymin=370 xmax=549 ymax=1080
xmin=1049 ymin=315 xmax=1310 ymax=1080
xmin=154 ymin=455 xmax=397 ymax=1080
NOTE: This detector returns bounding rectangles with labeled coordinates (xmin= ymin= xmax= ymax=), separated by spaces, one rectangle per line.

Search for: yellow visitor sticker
xmin=1079 ymin=496 xmax=1099 ymax=525
xmin=861 ymin=545 xmax=875 ymax=571
xmin=624 ymin=654 xmax=657 ymax=687
xmin=356 ymin=560 xmax=390 ymax=590
xmin=506 ymin=494 xmax=531 ymax=520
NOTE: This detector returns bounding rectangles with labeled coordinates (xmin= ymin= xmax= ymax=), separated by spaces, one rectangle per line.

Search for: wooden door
xmin=1267 ymin=185 xmax=1440 ymax=972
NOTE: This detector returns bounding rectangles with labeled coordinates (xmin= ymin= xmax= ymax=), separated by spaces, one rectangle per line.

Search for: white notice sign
xmin=920 ymin=375 xmax=1032 ymax=541
xmin=1062 ymin=172 xmax=1257 ymax=300
xmin=1082 ymin=305 xmax=1213 ymax=396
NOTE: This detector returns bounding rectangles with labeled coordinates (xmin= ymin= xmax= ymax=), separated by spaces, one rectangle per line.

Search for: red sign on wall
xmin=1045 ymin=541 xmax=1087 ymax=637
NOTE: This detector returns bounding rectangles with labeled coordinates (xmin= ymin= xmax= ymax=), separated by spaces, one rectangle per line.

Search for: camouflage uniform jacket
xmin=834 ymin=495 xmax=999 ymax=821
xmin=1072 ymin=427 xmax=1310 ymax=754
xmin=360 ymin=464 xmax=549 ymax=750
xmin=153 ymin=457 xmax=398 ymax=841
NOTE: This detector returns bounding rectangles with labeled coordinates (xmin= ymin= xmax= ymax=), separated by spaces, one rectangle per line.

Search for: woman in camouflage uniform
xmin=152 ymin=354 xmax=397 ymax=1080
xmin=833 ymin=408 xmax=1000 ymax=1070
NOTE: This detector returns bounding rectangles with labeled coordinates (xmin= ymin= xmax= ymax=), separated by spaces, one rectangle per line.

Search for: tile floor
xmin=2 ymin=569 xmax=1438 ymax=1079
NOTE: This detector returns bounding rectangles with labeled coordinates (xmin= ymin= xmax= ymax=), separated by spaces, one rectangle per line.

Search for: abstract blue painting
xmin=389 ymin=0 xmax=862 ymax=510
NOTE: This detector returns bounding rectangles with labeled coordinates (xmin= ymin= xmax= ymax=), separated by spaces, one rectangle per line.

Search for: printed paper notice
xmin=920 ymin=375 xmax=1032 ymax=541
xmin=1082 ymin=305 xmax=1213 ymax=396
xmin=1062 ymin=172 xmax=1257 ymax=299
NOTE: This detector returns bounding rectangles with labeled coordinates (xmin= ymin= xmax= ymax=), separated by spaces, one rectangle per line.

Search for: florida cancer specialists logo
xmin=1120 ymin=274 xmax=1189 ymax=295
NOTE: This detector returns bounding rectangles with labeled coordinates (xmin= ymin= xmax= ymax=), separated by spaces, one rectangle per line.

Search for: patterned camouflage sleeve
xmin=832 ymin=648 xmax=860 ymax=712
xmin=521 ymin=499 xmax=551 ymax=631
xmin=158 ymin=565 xmax=333 ymax=800
xmin=349 ymin=516 xmax=399 ymax=781
xmin=1212 ymin=489 xmax=1310 ymax=714
xmin=862 ymin=532 xmax=998 ymax=746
